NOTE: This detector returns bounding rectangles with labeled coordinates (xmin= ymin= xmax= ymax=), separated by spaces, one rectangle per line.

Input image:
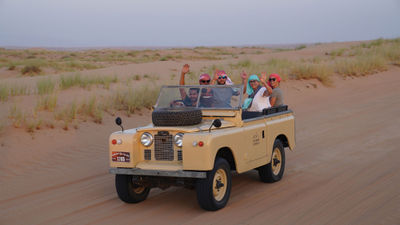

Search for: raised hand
xmin=260 ymin=72 xmax=267 ymax=83
xmin=213 ymin=69 xmax=220 ymax=81
xmin=240 ymin=70 xmax=248 ymax=81
xmin=181 ymin=64 xmax=190 ymax=74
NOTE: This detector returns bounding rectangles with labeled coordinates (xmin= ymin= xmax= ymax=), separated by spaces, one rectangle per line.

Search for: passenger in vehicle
xmin=210 ymin=70 xmax=240 ymax=108
xmin=178 ymin=64 xmax=213 ymax=107
xmin=242 ymin=72 xmax=272 ymax=111
xmin=180 ymin=88 xmax=200 ymax=107
xmin=179 ymin=64 xmax=211 ymax=85
xmin=268 ymin=73 xmax=284 ymax=107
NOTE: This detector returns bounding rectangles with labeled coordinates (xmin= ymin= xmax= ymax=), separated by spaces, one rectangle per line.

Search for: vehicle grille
xmin=177 ymin=150 xmax=182 ymax=161
xmin=154 ymin=131 xmax=174 ymax=161
xmin=144 ymin=149 xmax=151 ymax=160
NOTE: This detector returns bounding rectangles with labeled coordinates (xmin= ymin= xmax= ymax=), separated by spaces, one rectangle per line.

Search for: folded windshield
xmin=155 ymin=85 xmax=243 ymax=109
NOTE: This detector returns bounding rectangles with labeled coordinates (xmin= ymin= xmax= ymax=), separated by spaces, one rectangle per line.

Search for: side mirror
xmin=115 ymin=117 xmax=124 ymax=132
xmin=209 ymin=119 xmax=222 ymax=132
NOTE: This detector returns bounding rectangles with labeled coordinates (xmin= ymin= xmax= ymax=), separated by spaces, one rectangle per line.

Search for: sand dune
xmin=1 ymin=45 xmax=400 ymax=224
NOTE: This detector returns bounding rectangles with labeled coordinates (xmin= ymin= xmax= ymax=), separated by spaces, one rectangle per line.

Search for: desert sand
xmin=0 ymin=43 xmax=400 ymax=225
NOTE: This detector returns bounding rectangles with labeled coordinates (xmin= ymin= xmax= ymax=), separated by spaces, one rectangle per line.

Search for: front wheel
xmin=196 ymin=158 xmax=232 ymax=211
xmin=258 ymin=139 xmax=285 ymax=183
xmin=115 ymin=174 xmax=150 ymax=203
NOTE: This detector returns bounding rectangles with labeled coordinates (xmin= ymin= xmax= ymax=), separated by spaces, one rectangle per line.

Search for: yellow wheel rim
xmin=213 ymin=168 xmax=227 ymax=201
xmin=133 ymin=185 xmax=145 ymax=194
xmin=271 ymin=148 xmax=282 ymax=176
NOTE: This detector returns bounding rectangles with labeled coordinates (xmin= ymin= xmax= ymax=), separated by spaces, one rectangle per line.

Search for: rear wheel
xmin=196 ymin=158 xmax=231 ymax=211
xmin=258 ymin=139 xmax=285 ymax=183
xmin=115 ymin=174 xmax=150 ymax=203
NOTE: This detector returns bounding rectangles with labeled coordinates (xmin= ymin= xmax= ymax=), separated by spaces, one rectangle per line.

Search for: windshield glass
xmin=155 ymin=85 xmax=243 ymax=109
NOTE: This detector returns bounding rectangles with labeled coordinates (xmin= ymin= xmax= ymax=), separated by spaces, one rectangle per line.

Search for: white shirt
xmin=248 ymin=87 xmax=271 ymax=112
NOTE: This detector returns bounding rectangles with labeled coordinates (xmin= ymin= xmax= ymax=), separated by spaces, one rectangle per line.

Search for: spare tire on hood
xmin=152 ymin=108 xmax=202 ymax=126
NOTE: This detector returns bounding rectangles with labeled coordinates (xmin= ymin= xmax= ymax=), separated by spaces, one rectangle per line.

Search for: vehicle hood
xmin=135 ymin=119 xmax=236 ymax=133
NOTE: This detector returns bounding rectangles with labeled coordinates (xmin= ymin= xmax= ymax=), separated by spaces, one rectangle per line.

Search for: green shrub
xmin=295 ymin=45 xmax=307 ymax=50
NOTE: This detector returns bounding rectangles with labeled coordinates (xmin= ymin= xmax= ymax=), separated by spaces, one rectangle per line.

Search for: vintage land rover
xmin=109 ymin=85 xmax=295 ymax=211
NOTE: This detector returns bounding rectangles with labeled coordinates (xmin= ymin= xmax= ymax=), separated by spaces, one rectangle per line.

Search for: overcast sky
xmin=0 ymin=0 xmax=399 ymax=47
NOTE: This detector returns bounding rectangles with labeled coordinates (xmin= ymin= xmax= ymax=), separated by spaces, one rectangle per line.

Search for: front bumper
xmin=109 ymin=167 xmax=207 ymax=178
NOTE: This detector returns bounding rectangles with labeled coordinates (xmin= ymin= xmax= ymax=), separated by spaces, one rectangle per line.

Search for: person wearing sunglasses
xmin=210 ymin=70 xmax=240 ymax=108
xmin=268 ymin=73 xmax=283 ymax=107
xmin=242 ymin=72 xmax=272 ymax=111
xmin=179 ymin=64 xmax=211 ymax=85
xmin=178 ymin=64 xmax=213 ymax=107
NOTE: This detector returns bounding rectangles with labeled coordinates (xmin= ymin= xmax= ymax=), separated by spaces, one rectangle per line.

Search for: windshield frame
xmin=155 ymin=85 xmax=244 ymax=110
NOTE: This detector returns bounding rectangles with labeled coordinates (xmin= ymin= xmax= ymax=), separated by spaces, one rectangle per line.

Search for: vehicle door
xmin=243 ymin=117 xmax=267 ymax=162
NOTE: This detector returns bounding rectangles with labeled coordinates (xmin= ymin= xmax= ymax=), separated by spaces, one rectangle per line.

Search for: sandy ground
xmin=1 ymin=51 xmax=400 ymax=224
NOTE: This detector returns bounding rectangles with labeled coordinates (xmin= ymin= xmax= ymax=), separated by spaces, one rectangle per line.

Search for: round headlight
xmin=174 ymin=133 xmax=184 ymax=147
xmin=140 ymin=132 xmax=153 ymax=146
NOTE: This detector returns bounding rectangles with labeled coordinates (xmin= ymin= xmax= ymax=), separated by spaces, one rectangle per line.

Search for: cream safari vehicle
xmin=109 ymin=85 xmax=295 ymax=211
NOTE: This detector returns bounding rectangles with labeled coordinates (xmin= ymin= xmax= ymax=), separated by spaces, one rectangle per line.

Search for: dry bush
xmin=21 ymin=65 xmax=42 ymax=75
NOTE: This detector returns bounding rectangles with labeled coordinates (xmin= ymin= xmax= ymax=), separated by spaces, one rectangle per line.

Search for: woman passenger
xmin=242 ymin=73 xmax=272 ymax=111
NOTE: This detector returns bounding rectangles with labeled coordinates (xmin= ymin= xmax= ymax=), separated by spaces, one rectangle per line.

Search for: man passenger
xmin=178 ymin=64 xmax=213 ymax=107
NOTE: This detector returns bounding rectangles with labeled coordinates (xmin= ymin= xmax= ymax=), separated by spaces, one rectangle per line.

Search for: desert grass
xmin=0 ymin=120 xmax=5 ymax=134
xmin=37 ymin=78 xmax=55 ymax=95
xmin=202 ymin=38 xmax=400 ymax=85
xmin=25 ymin=118 xmax=42 ymax=133
xmin=59 ymin=74 xmax=118 ymax=90
xmin=77 ymin=97 xmax=103 ymax=123
xmin=54 ymin=101 xmax=78 ymax=124
xmin=290 ymin=63 xmax=333 ymax=85
xmin=1 ymin=46 xmax=274 ymax=77
xmin=9 ymin=83 xmax=29 ymax=96
xmin=133 ymin=74 xmax=141 ymax=81
xmin=335 ymin=55 xmax=387 ymax=76
xmin=0 ymin=84 xmax=9 ymax=102
xmin=107 ymin=85 xmax=160 ymax=116
xmin=8 ymin=105 xmax=25 ymax=128
xmin=0 ymin=83 xmax=30 ymax=102
xmin=36 ymin=95 xmax=58 ymax=111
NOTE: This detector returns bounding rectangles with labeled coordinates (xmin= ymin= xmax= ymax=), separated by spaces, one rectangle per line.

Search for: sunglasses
xmin=269 ymin=78 xmax=276 ymax=82
xmin=200 ymin=80 xmax=210 ymax=84
xmin=218 ymin=76 xmax=227 ymax=79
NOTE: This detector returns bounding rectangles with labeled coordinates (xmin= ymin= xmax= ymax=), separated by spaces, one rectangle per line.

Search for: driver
xmin=181 ymin=88 xmax=200 ymax=107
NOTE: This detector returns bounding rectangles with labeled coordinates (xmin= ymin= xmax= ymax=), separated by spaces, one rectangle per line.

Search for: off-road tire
xmin=196 ymin=158 xmax=232 ymax=211
xmin=152 ymin=108 xmax=202 ymax=126
xmin=258 ymin=139 xmax=285 ymax=183
xmin=115 ymin=174 xmax=150 ymax=203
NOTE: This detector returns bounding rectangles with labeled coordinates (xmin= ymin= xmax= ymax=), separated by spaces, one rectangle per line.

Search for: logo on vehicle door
xmin=252 ymin=134 xmax=260 ymax=146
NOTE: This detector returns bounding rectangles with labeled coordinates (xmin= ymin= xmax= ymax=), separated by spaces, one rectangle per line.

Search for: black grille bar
xmin=144 ymin=149 xmax=151 ymax=160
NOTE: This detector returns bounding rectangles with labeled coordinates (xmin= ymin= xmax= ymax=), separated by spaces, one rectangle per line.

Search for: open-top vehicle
xmin=109 ymin=85 xmax=295 ymax=211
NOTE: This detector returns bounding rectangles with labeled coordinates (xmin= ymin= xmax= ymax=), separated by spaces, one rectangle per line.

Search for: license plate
xmin=112 ymin=151 xmax=130 ymax=162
